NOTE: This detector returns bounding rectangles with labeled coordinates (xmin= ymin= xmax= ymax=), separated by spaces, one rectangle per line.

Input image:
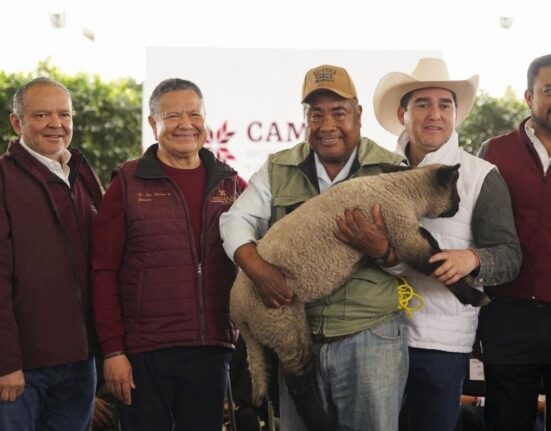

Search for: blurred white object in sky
xmin=499 ymin=16 xmax=514 ymax=29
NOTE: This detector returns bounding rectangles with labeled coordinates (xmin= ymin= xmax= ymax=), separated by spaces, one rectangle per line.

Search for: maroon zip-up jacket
xmin=482 ymin=118 xmax=551 ymax=302
xmin=92 ymin=145 xmax=245 ymax=356
xmin=0 ymin=140 xmax=103 ymax=375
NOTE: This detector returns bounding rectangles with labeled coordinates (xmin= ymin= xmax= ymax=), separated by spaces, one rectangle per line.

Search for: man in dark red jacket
xmin=92 ymin=78 xmax=246 ymax=431
xmin=0 ymin=78 xmax=103 ymax=430
xmin=478 ymin=53 xmax=551 ymax=431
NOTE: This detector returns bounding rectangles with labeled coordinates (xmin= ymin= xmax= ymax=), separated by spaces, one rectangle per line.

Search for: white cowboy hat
xmin=373 ymin=58 xmax=479 ymax=135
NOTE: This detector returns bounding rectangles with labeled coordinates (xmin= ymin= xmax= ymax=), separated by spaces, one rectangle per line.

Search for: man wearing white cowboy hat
xmin=373 ymin=57 xmax=521 ymax=431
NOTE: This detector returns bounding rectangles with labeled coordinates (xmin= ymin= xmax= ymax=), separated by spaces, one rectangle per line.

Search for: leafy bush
xmin=458 ymin=89 xmax=530 ymax=154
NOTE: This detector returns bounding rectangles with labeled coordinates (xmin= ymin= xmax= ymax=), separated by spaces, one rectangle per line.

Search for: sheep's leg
xmin=230 ymin=275 xmax=272 ymax=406
xmin=283 ymin=362 xmax=337 ymax=431
xmin=399 ymin=227 xmax=490 ymax=307
xmin=394 ymin=226 xmax=438 ymax=270
xmin=242 ymin=303 xmax=311 ymax=374
xmin=233 ymin=298 xmax=313 ymax=407
xmin=235 ymin=295 xmax=335 ymax=430
xmin=236 ymin=322 xmax=270 ymax=406
xmin=263 ymin=305 xmax=336 ymax=431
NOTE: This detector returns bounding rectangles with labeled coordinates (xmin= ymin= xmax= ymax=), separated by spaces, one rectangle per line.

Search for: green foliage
xmin=0 ymin=61 xmax=142 ymax=185
xmin=458 ymin=88 xmax=530 ymax=155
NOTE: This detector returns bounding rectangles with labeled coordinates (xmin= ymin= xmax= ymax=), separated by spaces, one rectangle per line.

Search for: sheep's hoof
xmin=284 ymin=366 xmax=336 ymax=431
xmin=448 ymin=277 xmax=491 ymax=307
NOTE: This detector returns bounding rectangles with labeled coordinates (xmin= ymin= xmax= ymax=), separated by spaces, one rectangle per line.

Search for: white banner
xmin=144 ymin=48 xmax=439 ymax=180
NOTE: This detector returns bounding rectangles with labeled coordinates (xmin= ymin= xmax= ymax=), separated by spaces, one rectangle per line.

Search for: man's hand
xmin=93 ymin=396 xmax=115 ymax=427
xmin=429 ymin=249 xmax=480 ymax=285
xmin=334 ymin=205 xmax=397 ymax=265
xmin=104 ymin=355 xmax=135 ymax=406
xmin=0 ymin=369 xmax=25 ymax=402
xmin=235 ymin=243 xmax=295 ymax=308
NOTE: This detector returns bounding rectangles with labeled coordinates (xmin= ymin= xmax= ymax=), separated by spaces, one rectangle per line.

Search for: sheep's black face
xmin=436 ymin=164 xmax=461 ymax=218
xmin=439 ymin=186 xmax=460 ymax=217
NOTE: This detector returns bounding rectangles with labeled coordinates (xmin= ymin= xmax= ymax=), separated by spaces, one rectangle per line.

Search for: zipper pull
xmin=197 ymin=263 xmax=202 ymax=275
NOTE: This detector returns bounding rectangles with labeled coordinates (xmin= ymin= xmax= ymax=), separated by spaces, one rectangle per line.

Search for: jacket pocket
xmin=344 ymin=265 xmax=400 ymax=316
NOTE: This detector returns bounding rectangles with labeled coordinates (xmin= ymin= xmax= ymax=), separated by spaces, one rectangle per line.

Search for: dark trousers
xmin=483 ymin=363 xmax=551 ymax=431
xmin=118 ymin=346 xmax=231 ymax=431
xmin=479 ymin=299 xmax=551 ymax=431
xmin=400 ymin=348 xmax=469 ymax=431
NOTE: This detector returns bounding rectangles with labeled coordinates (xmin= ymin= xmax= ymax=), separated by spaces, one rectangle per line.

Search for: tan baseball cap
xmin=302 ymin=65 xmax=357 ymax=103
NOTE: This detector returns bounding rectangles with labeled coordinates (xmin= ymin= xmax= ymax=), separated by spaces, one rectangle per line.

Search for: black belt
xmin=492 ymin=296 xmax=551 ymax=309
xmin=310 ymin=331 xmax=357 ymax=344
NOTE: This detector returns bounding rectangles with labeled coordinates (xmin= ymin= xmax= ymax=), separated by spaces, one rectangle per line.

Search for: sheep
xmin=230 ymin=163 xmax=487 ymax=431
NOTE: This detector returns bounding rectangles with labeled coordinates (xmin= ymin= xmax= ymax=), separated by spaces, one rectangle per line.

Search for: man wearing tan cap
xmin=373 ymin=58 xmax=521 ymax=431
xmin=220 ymin=65 xmax=408 ymax=430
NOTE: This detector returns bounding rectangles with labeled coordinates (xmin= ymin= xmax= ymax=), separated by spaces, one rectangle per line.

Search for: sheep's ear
xmin=436 ymin=164 xmax=461 ymax=187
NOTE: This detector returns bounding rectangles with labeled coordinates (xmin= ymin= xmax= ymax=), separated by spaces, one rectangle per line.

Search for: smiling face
xmin=9 ymin=84 xmax=73 ymax=161
xmin=148 ymin=89 xmax=207 ymax=168
xmin=398 ymin=87 xmax=457 ymax=166
xmin=305 ymin=91 xmax=362 ymax=179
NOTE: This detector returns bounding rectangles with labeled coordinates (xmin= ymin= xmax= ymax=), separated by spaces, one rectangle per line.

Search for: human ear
xmin=397 ymin=106 xmax=406 ymax=125
xmin=9 ymin=113 xmax=22 ymax=136
xmin=525 ymin=89 xmax=533 ymax=109
xmin=148 ymin=115 xmax=159 ymax=140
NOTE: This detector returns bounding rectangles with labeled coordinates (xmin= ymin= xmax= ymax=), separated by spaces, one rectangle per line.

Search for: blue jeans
xmin=0 ymin=358 xmax=96 ymax=431
xmin=279 ymin=316 xmax=408 ymax=431
xmin=401 ymin=348 xmax=469 ymax=431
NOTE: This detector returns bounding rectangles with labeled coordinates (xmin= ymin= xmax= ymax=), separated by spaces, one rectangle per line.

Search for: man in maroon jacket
xmin=0 ymin=78 xmax=103 ymax=430
xmin=92 ymin=78 xmax=246 ymax=431
xmin=478 ymin=53 xmax=551 ymax=431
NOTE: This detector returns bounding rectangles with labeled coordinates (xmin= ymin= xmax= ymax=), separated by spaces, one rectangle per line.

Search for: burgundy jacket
xmin=0 ymin=140 xmax=103 ymax=375
xmin=93 ymin=145 xmax=244 ymax=355
xmin=483 ymin=118 xmax=551 ymax=302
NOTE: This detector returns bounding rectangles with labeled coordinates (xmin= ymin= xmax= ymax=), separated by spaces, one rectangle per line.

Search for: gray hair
xmin=12 ymin=77 xmax=71 ymax=118
xmin=149 ymin=78 xmax=204 ymax=116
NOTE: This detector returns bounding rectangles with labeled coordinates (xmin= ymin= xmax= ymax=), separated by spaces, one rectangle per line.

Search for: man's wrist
xmin=469 ymin=249 xmax=480 ymax=266
xmin=469 ymin=249 xmax=481 ymax=276
xmin=104 ymin=351 xmax=125 ymax=360
xmin=373 ymin=244 xmax=393 ymax=266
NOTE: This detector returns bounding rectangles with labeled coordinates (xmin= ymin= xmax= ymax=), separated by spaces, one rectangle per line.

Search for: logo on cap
xmin=314 ymin=67 xmax=337 ymax=84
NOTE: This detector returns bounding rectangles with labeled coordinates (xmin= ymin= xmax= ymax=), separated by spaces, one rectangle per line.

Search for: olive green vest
xmin=268 ymin=138 xmax=404 ymax=336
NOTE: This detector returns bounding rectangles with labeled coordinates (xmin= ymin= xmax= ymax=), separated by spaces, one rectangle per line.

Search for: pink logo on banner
xmin=205 ymin=122 xmax=236 ymax=163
